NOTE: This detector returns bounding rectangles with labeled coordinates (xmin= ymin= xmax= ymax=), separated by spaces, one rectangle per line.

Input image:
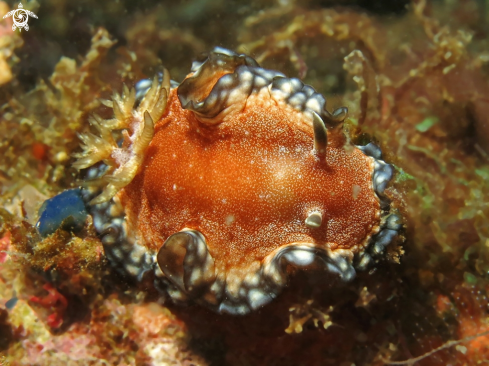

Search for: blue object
xmin=36 ymin=188 xmax=88 ymax=237
xmin=5 ymin=296 xmax=17 ymax=310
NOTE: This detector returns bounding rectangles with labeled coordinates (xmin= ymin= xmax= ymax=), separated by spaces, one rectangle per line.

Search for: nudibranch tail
xmin=73 ymin=70 xmax=170 ymax=204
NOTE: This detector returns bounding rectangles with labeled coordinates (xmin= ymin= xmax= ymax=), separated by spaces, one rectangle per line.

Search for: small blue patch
xmin=36 ymin=188 xmax=88 ymax=237
xmin=5 ymin=296 xmax=17 ymax=310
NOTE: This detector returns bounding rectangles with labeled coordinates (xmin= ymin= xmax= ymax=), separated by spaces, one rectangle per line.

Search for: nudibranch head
xmin=73 ymin=48 xmax=402 ymax=315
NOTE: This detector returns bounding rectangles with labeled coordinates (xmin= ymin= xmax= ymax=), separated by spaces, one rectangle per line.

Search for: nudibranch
xmin=66 ymin=48 xmax=401 ymax=315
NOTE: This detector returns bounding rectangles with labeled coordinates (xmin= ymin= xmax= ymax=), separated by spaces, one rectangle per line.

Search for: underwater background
xmin=0 ymin=0 xmax=489 ymax=365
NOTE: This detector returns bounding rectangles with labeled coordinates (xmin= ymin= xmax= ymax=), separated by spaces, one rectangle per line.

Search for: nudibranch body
xmin=67 ymin=48 xmax=401 ymax=315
